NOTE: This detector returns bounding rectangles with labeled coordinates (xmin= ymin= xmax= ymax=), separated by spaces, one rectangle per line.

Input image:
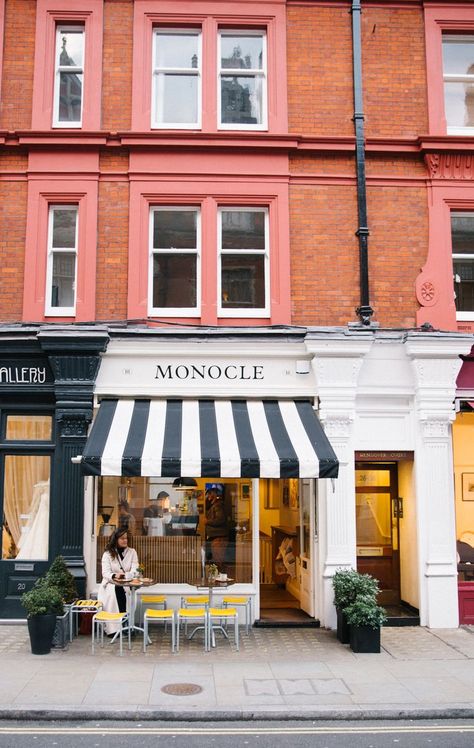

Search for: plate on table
xmin=140 ymin=577 xmax=153 ymax=583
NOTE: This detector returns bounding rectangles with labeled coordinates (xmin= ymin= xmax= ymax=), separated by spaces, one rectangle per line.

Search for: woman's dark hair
xmin=118 ymin=499 xmax=130 ymax=512
xmin=105 ymin=527 xmax=129 ymax=558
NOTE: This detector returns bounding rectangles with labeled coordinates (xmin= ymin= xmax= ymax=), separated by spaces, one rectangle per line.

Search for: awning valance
xmin=81 ymin=399 xmax=338 ymax=479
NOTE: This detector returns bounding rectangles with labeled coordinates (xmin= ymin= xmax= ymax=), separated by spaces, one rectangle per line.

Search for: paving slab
xmin=0 ymin=623 xmax=474 ymax=720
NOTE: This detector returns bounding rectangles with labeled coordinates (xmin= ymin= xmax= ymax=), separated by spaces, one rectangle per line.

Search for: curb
xmin=1 ymin=706 xmax=474 ymax=722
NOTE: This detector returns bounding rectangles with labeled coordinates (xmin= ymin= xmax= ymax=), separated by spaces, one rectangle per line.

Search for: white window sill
xmin=456 ymin=312 xmax=474 ymax=321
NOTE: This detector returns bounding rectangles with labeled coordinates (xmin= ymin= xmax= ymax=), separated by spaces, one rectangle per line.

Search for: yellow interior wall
xmin=398 ymin=460 xmax=419 ymax=609
xmin=453 ymin=413 xmax=474 ymax=537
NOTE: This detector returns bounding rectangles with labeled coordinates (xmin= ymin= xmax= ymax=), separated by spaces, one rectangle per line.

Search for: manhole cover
xmin=161 ymin=683 xmax=203 ymax=696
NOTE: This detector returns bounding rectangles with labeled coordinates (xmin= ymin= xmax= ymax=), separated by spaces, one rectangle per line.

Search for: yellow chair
xmin=176 ymin=607 xmax=208 ymax=651
xmin=143 ymin=608 xmax=175 ymax=653
xmin=91 ymin=611 xmax=130 ymax=656
xmin=139 ymin=594 xmax=167 ymax=625
xmin=180 ymin=595 xmax=209 ymax=608
xmin=208 ymin=607 xmax=239 ymax=650
xmin=222 ymin=596 xmax=252 ymax=634
xmin=69 ymin=599 xmax=102 ymax=642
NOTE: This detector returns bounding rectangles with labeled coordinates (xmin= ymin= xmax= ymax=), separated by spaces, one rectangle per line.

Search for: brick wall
xmin=0 ymin=0 xmax=36 ymax=129
xmin=287 ymin=6 xmax=354 ymax=136
xmin=362 ymin=7 xmax=428 ymax=138
xmin=0 ymin=167 xmax=27 ymax=321
xmin=290 ymin=183 xmax=359 ymax=326
xmin=96 ymin=149 xmax=130 ymax=320
xmin=102 ymin=0 xmax=133 ymax=131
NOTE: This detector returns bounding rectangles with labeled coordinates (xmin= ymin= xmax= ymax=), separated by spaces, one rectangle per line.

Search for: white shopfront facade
xmin=80 ymin=326 xmax=473 ymax=629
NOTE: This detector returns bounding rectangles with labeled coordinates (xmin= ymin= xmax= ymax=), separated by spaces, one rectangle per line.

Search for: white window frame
xmin=45 ymin=205 xmax=78 ymax=317
xmin=443 ymin=34 xmax=474 ymax=136
xmin=53 ymin=25 xmax=85 ymax=128
xmin=151 ymin=28 xmax=202 ymax=129
xmin=148 ymin=206 xmax=201 ymax=317
xmin=452 ymin=211 xmax=474 ymax=321
xmin=217 ymin=206 xmax=269 ymax=318
xmin=218 ymin=29 xmax=267 ymax=131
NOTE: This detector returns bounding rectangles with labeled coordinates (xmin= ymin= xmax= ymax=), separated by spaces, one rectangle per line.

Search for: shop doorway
xmin=257 ymin=478 xmax=318 ymax=625
xmin=355 ymin=462 xmax=400 ymax=607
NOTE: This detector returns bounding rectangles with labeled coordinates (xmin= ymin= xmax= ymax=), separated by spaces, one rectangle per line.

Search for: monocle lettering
xmin=0 ymin=366 xmax=47 ymax=384
xmin=155 ymin=363 xmax=265 ymax=381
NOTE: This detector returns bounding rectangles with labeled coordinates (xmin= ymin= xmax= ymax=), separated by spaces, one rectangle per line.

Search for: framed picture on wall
xmin=462 ymin=473 xmax=474 ymax=501
xmin=289 ymin=478 xmax=299 ymax=510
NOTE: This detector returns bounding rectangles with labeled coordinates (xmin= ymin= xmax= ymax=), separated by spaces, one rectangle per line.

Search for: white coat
xmin=97 ymin=546 xmax=139 ymax=633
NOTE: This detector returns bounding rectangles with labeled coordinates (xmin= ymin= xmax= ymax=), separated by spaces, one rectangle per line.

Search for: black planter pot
xmin=27 ymin=614 xmax=57 ymax=655
xmin=336 ymin=608 xmax=351 ymax=644
xmin=349 ymin=624 xmax=381 ymax=653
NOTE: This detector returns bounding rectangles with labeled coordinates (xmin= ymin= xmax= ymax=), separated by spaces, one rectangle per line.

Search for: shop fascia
xmin=94 ymin=340 xmax=316 ymax=398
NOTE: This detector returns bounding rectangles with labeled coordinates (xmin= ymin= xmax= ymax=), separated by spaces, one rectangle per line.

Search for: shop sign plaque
xmin=0 ymin=359 xmax=53 ymax=386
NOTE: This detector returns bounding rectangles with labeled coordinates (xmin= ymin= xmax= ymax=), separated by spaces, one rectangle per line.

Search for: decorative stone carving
xmin=421 ymin=419 xmax=450 ymax=438
xmin=420 ymin=280 xmax=436 ymax=304
xmin=425 ymin=152 xmax=474 ymax=181
xmin=56 ymin=409 xmax=92 ymax=438
xmin=320 ymin=415 xmax=354 ymax=439
xmin=48 ymin=355 xmax=101 ymax=384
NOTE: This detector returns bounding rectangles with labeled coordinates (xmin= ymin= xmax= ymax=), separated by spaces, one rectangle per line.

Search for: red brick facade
xmin=0 ymin=0 xmax=472 ymax=331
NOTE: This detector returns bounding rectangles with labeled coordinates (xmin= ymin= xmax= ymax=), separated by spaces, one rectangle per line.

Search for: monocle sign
xmin=95 ymin=351 xmax=316 ymax=397
xmin=0 ymin=359 xmax=53 ymax=386
xmin=155 ymin=363 xmax=265 ymax=381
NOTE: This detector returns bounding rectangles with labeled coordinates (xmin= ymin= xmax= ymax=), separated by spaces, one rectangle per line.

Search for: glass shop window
xmin=2 ymin=455 xmax=51 ymax=560
xmin=5 ymin=415 xmax=52 ymax=441
xmin=96 ymin=478 xmax=253 ymax=585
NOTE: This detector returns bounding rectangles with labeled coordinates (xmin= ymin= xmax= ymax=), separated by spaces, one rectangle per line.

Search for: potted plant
xmin=332 ymin=569 xmax=379 ymax=643
xmin=45 ymin=555 xmax=78 ymax=648
xmin=21 ymin=579 xmax=65 ymax=655
xmin=344 ymin=594 xmax=387 ymax=653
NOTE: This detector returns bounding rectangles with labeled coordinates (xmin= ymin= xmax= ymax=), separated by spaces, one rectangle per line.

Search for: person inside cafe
xmin=117 ymin=499 xmax=135 ymax=534
xmin=98 ymin=527 xmax=139 ymax=634
xmin=205 ymin=483 xmax=230 ymax=572
xmin=143 ymin=490 xmax=169 ymax=534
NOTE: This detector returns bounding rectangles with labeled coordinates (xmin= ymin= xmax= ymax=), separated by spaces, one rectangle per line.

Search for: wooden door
xmin=355 ymin=462 xmax=400 ymax=606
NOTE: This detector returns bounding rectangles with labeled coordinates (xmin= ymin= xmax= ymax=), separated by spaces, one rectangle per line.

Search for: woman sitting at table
xmin=98 ymin=527 xmax=139 ymax=634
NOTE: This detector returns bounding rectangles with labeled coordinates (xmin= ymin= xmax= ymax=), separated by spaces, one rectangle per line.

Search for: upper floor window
xmin=452 ymin=212 xmax=474 ymax=319
xmin=443 ymin=35 xmax=474 ymax=134
xmin=218 ymin=208 xmax=269 ymax=316
xmin=149 ymin=207 xmax=200 ymax=316
xmin=152 ymin=29 xmax=201 ymax=128
xmin=46 ymin=205 xmax=78 ymax=316
xmin=218 ymin=31 xmax=267 ymax=129
xmin=53 ymin=25 xmax=84 ymax=127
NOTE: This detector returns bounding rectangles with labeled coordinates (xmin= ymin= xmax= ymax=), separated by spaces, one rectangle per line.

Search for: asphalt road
xmin=0 ymin=720 xmax=474 ymax=748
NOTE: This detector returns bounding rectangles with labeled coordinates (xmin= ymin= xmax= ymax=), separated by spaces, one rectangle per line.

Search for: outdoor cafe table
xmin=186 ymin=576 xmax=235 ymax=646
xmin=113 ymin=578 xmax=155 ymax=640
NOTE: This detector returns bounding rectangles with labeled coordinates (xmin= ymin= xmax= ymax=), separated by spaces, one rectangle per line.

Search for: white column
xmin=306 ymin=332 xmax=373 ymax=628
xmin=406 ymin=333 xmax=472 ymax=628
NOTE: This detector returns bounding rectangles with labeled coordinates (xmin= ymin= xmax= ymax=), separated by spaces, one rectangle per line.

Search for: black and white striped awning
xmin=81 ymin=399 xmax=338 ymax=479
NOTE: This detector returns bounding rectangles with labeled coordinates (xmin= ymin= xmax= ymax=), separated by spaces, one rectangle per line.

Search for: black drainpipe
xmin=351 ymin=0 xmax=374 ymax=325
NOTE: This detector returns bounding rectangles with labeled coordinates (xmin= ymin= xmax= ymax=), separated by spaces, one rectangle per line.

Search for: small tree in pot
xmin=332 ymin=569 xmax=379 ymax=643
xmin=344 ymin=594 xmax=387 ymax=653
xmin=44 ymin=556 xmax=78 ymax=648
xmin=21 ymin=579 xmax=65 ymax=655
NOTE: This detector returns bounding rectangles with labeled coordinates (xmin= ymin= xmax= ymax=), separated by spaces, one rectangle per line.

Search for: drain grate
xmin=161 ymin=682 xmax=203 ymax=696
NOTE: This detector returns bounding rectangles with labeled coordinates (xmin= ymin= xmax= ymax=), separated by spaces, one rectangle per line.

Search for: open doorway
xmin=257 ymin=478 xmax=318 ymax=626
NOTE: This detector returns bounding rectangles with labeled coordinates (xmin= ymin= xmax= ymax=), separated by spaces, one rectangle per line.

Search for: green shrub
xmin=45 ymin=555 xmax=77 ymax=604
xmin=344 ymin=594 xmax=387 ymax=629
xmin=332 ymin=568 xmax=379 ymax=609
xmin=21 ymin=579 xmax=65 ymax=618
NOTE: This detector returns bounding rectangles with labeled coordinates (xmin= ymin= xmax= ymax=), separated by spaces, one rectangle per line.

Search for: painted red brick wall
xmin=102 ymin=0 xmax=133 ymax=131
xmin=0 ymin=0 xmax=36 ymax=129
